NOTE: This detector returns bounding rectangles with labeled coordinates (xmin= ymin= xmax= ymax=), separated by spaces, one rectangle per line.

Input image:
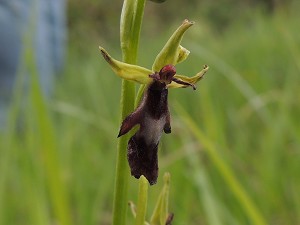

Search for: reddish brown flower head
xmin=159 ymin=64 xmax=176 ymax=84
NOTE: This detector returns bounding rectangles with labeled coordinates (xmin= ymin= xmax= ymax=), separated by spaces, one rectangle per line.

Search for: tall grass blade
xmin=175 ymin=103 xmax=267 ymax=225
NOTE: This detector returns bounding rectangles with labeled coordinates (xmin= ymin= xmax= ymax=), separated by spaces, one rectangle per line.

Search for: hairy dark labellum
xmin=118 ymin=65 xmax=195 ymax=185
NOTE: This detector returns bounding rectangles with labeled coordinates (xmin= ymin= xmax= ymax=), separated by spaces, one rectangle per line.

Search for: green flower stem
xmin=113 ymin=79 xmax=136 ymax=225
xmin=120 ymin=0 xmax=146 ymax=63
xmin=135 ymin=84 xmax=146 ymax=107
xmin=134 ymin=176 xmax=148 ymax=225
xmin=112 ymin=0 xmax=146 ymax=225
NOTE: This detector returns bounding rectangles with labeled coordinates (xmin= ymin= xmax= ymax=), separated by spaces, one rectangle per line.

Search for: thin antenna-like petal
xmin=168 ymin=65 xmax=209 ymax=88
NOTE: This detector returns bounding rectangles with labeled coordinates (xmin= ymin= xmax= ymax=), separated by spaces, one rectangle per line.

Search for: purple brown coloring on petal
xmin=118 ymin=65 xmax=195 ymax=184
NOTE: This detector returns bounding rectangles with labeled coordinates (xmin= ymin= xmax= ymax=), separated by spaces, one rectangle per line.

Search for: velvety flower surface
xmin=99 ymin=19 xmax=208 ymax=185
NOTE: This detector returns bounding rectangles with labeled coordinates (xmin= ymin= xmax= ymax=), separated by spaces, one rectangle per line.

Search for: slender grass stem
xmin=175 ymin=103 xmax=267 ymax=225
xmin=112 ymin=0 xmax=146 ymax=225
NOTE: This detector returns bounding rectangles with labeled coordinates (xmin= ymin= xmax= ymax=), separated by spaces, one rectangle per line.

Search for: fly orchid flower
xmin=99 ymin=19 xmax=208 ymax=185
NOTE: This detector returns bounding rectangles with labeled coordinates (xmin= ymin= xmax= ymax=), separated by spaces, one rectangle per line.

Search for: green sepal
xmin=99 ymin=46 xmax=152 ymax=84
xmin=152 ymin=19 xmax=194 ymax=72
xmin=176 ymin=45 xmax=190 ymax=64
xmin=168 ymin=65 xmax=209 ymax=88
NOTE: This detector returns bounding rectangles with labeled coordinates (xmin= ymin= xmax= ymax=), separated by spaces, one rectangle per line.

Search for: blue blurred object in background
xmin=0 ymin=0 xmax=66 ymax=129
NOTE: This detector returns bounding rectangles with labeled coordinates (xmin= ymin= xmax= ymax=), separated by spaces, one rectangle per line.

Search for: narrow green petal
xmin=176 ymin=45 xmax=190 ymax=64
xmin=152 ymin=19 xmax=194 ymax=72
xmin=99 ymin=46 xmax=152 ymax=84
xmin=168 ymin=65 xmax=209 ymax=88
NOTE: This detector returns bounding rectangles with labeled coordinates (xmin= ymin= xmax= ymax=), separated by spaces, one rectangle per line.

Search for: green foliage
xmin=1 ymin=3 xmax=300 ymax=225
xmin=112 ymin=0 xmax=146 ymax=224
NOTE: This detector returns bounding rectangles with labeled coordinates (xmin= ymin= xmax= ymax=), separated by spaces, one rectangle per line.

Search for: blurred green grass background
xmin=1 ymin=0 xmax=300 ymax=225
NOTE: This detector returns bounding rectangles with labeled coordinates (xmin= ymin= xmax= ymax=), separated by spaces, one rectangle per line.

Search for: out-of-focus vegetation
xmin=1 ymin=0 xmax=300 ymax=225
xmin=68 ymin=0 xmax=293 ymax=46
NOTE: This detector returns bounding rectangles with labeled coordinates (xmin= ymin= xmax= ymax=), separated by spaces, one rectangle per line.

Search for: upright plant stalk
xmin=112 ymin=0 xmax=146 ymax=225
